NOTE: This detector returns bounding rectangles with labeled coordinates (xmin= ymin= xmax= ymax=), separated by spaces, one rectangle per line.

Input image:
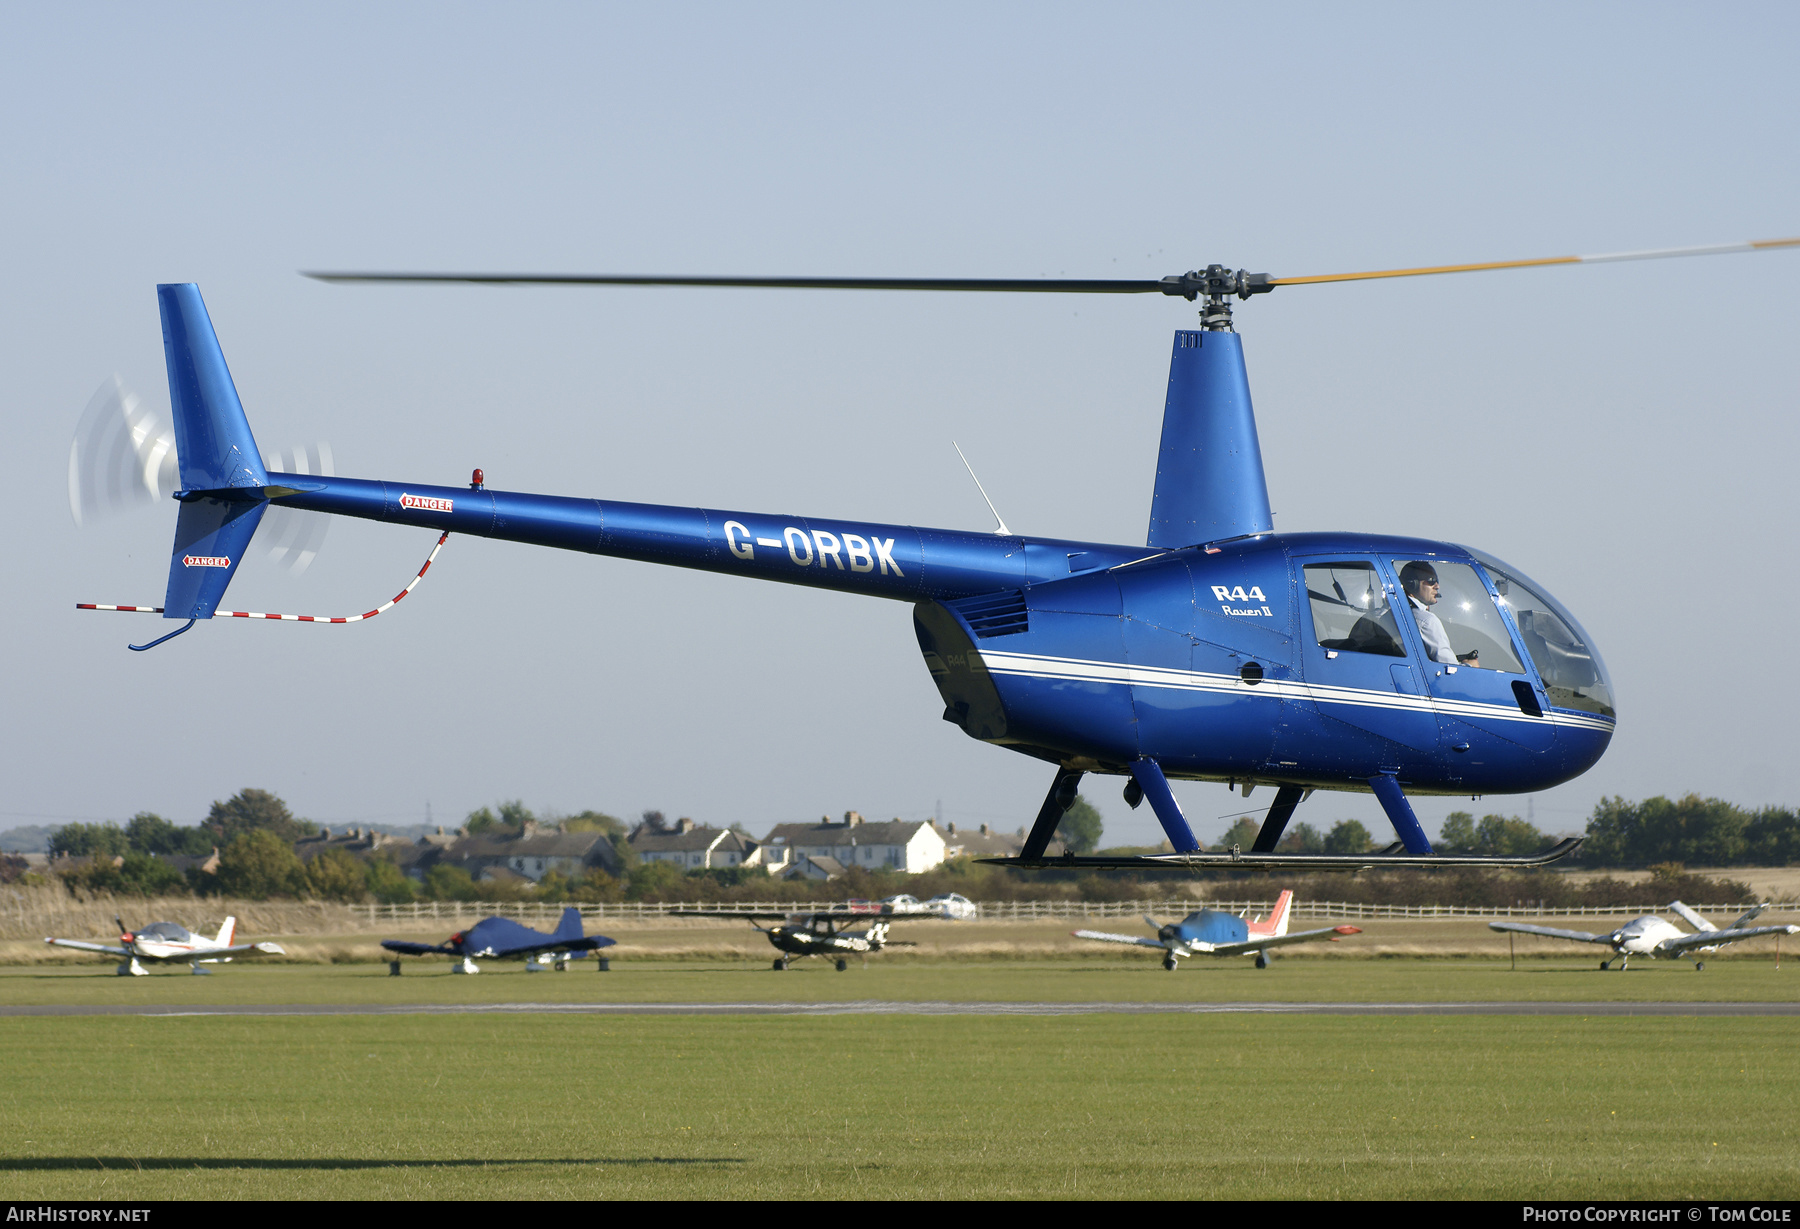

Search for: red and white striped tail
xmin=1250 ymin=889 xmax=1294 ymax=937
xmin=80 ymin=533 xmax=449 ymax=626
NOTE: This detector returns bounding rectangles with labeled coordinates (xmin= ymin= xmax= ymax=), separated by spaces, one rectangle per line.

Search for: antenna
xmin=953 ymin=442 xmax=1012 ymax=537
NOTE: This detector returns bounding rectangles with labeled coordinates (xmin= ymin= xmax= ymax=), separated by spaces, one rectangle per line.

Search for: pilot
xmin=1400 ymin=562 xmax=1479 ymax=668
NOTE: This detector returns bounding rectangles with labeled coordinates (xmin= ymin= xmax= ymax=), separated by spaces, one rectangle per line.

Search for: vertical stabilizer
xmin=216 ymin=917 xmax=237 ymax=947
xmin=1146 ymin=330 xmax=1273 ymax=548
xmin=553 ymin=906 xmax=585 ymax=942
xmin=157 ymin=285 xmax=267 ymax=492
xmin=1266 ymin=890 xmax=1292 ymax=936
xmin=154 ymin=285 xmax=269 ymax=621
xmin=1667 ymin=901 xmax=1716 ymax=933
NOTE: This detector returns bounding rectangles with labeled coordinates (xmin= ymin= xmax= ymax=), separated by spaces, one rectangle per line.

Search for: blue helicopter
xmin=84 ymin=238 xmax=1796 ymax=871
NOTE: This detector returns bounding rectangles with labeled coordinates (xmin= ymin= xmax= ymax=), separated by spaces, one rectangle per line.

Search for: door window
xmin=1303 ymin=563 xmax=1405 ymax=657
xmin=1390 ymin=559 xmax=1525 ymax=674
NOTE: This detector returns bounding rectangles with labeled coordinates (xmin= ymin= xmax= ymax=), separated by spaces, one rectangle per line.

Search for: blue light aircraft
xmin=80 ymin=239 xmax=1797 ymax=872
xmin=1074 ymin=890 xmax=1361 ymax=970
xmin=381 ymin=906 xmax=615 ymax=974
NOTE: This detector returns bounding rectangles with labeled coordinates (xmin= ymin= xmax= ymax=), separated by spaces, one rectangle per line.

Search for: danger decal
xmin=399 ymin=493 xmax=454 ymax=513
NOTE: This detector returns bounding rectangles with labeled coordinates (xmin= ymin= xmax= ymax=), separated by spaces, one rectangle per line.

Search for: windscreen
xmin=1465 ymin=549 xmax=1615 ymax=718
xmin=135 ymin=923 xmax=193 ymax=942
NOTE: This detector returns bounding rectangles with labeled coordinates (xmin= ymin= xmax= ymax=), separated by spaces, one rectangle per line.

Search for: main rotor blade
xmin=303 ymin=272 xmax=1172 ymax=293
xmin=1270 ymin=236 xmax=1800 ymax=287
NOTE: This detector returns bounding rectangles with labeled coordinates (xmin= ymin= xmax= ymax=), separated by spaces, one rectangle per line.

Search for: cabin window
xmin=1304 ymin=563 xmax=1405 ymax=657
xmin=1390 ymin=559 xmax=1526 ymax=674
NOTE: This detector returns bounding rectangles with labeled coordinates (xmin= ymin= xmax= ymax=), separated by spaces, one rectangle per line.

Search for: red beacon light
xmin=470 ymin=468 xmax=485 ymax=490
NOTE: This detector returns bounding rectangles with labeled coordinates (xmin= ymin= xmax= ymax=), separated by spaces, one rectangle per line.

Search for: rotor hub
xmin=1158 ymin=265 xmax=1274 ymax=330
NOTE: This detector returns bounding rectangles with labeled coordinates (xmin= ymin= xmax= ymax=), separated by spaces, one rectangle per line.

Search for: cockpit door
xmin=1387 ymin=557 xmax=1556 ymax=755
xmin=1295 ymin=557 xmax=1441 ymax=753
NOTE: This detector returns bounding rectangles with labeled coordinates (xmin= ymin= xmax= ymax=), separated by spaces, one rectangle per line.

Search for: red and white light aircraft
xmin=46 ymin=916 xmax=286 ymax=976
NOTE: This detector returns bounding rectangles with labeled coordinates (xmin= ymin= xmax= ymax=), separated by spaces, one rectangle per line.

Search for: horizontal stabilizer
xmin=983 ymin=837 xmax=1582 ymax=872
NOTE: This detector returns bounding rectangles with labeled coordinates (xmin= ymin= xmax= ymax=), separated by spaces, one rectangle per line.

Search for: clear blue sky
xmin=3 ymin=3 xmax=1796 ymax=848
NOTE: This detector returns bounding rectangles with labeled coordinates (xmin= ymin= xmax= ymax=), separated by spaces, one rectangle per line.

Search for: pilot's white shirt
xmin=1409 ymin=595 xmax=1457 ymax=664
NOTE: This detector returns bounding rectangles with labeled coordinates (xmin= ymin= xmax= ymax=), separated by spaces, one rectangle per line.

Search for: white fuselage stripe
xmin=976 ymin=650 xmax=1616 ymax=733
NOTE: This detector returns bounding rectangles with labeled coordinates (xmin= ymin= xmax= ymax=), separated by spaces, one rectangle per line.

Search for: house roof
xmin=780 ymin=854 xmax=847 ymax=879
xmin=940 ymin=824 xmax=1061 ymax=858
xmin=454 ymin=830 xmax=617 ymax=860
xmin=764 ymin=819 xmax=938 ymax=849
xmin=629 ymin=825 xmax=751 ymax=854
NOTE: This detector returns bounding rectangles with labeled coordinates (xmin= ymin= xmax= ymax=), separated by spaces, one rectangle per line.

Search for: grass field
xmin=2 ymin=1012 xmax=1797 ymax=1199
xmin=2 ymin=954 xmax=1799 ymax=1200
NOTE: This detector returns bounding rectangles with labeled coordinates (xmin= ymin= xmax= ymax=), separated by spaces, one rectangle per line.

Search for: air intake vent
xmin=949 ymin=590 xmax=1029 ymax=639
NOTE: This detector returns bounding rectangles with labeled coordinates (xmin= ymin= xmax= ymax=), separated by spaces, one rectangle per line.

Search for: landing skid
xmin=982 ymin=837 xmax=1583 ymax=872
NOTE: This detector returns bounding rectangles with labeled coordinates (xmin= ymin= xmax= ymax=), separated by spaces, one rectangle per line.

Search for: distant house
xmin=760 ymin=812 xmax=946 ymax=874
xmin=777 ymin=854 xmax=847 ymax=881
xmin=629 ymin=818 xmax=753 ymax=870
xmin=451 ymin=822 xmax=623 ymax=883
xmin=939 ymin=822 xmax=1060 ymax=860
xmin=294 ymin=826 xmax=405 ymax=864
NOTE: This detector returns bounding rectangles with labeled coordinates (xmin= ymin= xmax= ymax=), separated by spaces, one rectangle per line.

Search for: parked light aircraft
xmin=672 ymin=908 xmax=930 ymax=970
xmin=381 ymin=906 xmax=615 ymax=974
xmin=1490 ymin=901 xmax=1798 ymax=970
xmin=45 ymin=915 xmax=285 ymax=976
xmin=1074 ymin=890 xmax=1361 ymax=970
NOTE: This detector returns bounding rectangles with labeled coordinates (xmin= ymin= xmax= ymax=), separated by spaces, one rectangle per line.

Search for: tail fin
xmin=215 ymin=916 xmax=237 ymax=946
xmin=156 ymin=284 xmax=269 ymax=621
xmin=553 ymin=906 xmax=585 ymax=942
xmin=1263 ymin=890 xmax=1293 ymax=936
xmin=1667 ymin=901 xmax=1716 ymax=933
xmin=1728 ymin=904 xmax=1768 ymax=931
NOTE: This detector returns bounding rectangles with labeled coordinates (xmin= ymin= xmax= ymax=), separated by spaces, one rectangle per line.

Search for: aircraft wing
xmin=1657 ymin=923 xmax=1800 ymax=954
xmin=381 ymin=940 xmax=456 ymax=956
xmin=1488 ymin=921 xmax=1611 ymax=945
xmin=45 ymin=938 xmax=131 ymax=957
xmin=1207 ymin=925 xmax=1362 ymax=956
xmin=1072 ymin=929 xmax=1169 ymax=950
xmin=209 ymin=942 xmax=288 ymax=957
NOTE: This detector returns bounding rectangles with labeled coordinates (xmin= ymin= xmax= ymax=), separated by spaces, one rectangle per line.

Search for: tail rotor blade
xmin=69 ymin=378 xmax=177 ymax=527
xmin=258 ymin=442 xmax=334 ymax=574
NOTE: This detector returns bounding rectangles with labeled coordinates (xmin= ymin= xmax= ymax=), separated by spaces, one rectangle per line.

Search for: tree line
xmin=6 ymin=787 xmax=1792 ymax=906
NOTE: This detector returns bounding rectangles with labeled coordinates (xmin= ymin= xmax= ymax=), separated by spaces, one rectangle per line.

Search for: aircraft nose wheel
xmin=1162 ymin=955 xmax=1178 ymax=971
xmin=773 ymin=957 xmax=789 ymax=971
xmin=835 ymin=958 xmax=848 ymax=972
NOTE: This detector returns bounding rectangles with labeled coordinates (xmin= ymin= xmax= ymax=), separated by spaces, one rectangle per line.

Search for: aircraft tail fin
xmin=1727 ymin=904 xmax=1768 ymax=931
xmin=155 ymin=284 xmax=270 ymax=622
xmin=1251 ymin=890 xmax=1293 ymax=937
xmin=552 ymin=906 xmax=585 ymax=942
xmin=215 ymin=916 xmax=237 ymax=946
xmin=1667 ymin=901 xmax=1716 ymax=933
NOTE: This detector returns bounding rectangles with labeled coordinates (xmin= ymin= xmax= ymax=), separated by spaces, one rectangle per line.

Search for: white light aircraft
xmin=1074 ymin=890 xmax=1362 ymax=971
xmin=46 ymin=916 xmax=286 ymax=976
xmin=1489 ymin=901 xmax=1798 ymax=971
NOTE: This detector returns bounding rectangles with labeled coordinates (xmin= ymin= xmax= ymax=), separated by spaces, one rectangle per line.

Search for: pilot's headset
xmin=1399 ymin=561 xmax=1439 ymax=600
